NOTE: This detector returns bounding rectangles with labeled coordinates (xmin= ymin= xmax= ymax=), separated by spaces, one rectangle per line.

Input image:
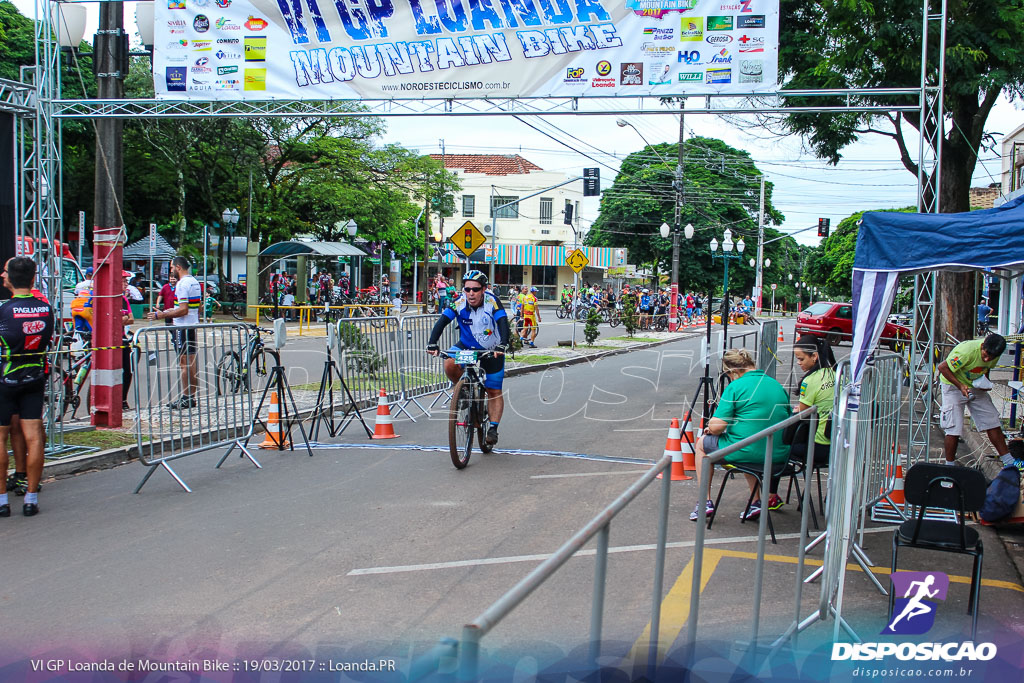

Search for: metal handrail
xmin=458 ymin=452 xmax=674 ymax=680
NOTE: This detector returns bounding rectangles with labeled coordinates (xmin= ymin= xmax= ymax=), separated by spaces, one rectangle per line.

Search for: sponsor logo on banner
xmin=166 ymin=19 xmax=186 ymax=33
xmin=738 ymin=60 xmax=762 ymax=82
xmin=216 ymin=78 xmax=241 ymax=89
xmin=166 ymin=66 xmax=187 ymax=91
xmin=706 ymin=67 xmax=731 ymax=84
xmin=641 ymin=43 xmax=675 ymax=58
xmin=643 ymin=27 xmax=674 ymax=40
xmin=619 ymin=62 xmax=643 ymax=85
xmin=707 ymin=34 xmax=734 ymax=45
xmin=679 ymin=71 xmax=703 ymax=82
xmin=680 ymin=17 xmax=703 ymax=41
xmin=244 ymin=36 xmax=267 ymax=61
xmin=195 ymin=56 xmax=210 ymax=67
xmin=217 ymin=65 xmax=239 ymax=75
xmin=193 ymin=15 xmax=210 ymax=32
xmin=648 ymin=62 xmax=672 ymax=84
xmin=737 ymin=14 xmax=766 ymax=28
xmin=595 ymin=60 xmax=612 ymax=76
xmin=192 ymin=0 xmax=210 ymax=6
xmin=709 ymin=48 xmax=732 ymax=64
xmin=244 ymin=16 xmax=268 ymax=31
xmin=216 ymin=17 xmax=241 ymax=30
xmin=244 ymin=68 xmax=267 ymax=90
xmin=590 ymin=77 xmax=615 ymax=88
xmin=168 ymin=0 xmax=185 ymax=9
xmin=564 ymin=67 xmax=586 ymax=84
xmin=216 ymin=38 xmax=240 ymax=44
xmin=192 ymin=40 xmax=213 ymax=51
xmin=215 ymin=0 xmax=231 ymax=6
xmin=677 ymin=49 xmax=702 ymax=64
xmin=216 ymin=49 xmax=241 ymax=60
xmin=707 ymin=15 xmax=734 ymax=30
xmin=738 ymin=34 xmax=765 ymax=52
xmin=720 ymin=0 xmax=753 ymax=12
xmin=167 ymin=39 xmax=189 ymax=49
xmin=191 ymin=65 xmax=212 ymax=74
xmin=629 ymin=0 xmax=698 ymax=19
xmin=165 ymin=54 xmax=188 ymax=63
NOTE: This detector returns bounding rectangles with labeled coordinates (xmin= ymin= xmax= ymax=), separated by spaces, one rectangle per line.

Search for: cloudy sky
xmin=15 ymin=0 xmax=1022 ymax=246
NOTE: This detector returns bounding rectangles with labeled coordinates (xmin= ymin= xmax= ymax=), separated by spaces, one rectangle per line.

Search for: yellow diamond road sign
xmin=566 ymin=248 xmax=589 ymax=273
xmin=450 ymin=221 xmax=487 ymax=259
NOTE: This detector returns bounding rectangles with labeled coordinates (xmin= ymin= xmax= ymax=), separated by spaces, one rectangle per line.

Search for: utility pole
xmin=91 ymin=1 xmax=126 ymax=427
xmin=754 ymin=176 xmax=766 ymax=315
xmin=669 ymin=99 xmax=684 ymax=332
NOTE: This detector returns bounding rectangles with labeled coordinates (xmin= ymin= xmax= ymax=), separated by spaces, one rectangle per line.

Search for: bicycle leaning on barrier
xmin=215 ymin=324 xmax=275 ymax=395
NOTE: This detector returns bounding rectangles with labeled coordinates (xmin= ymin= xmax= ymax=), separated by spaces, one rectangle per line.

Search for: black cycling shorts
xmin=172 ymin=327 xmax=198 ymax=356
xmin=641 ymin=306 xmax=654 ymax=314
xmin=0 ymin=380 xmax=46 ymax=425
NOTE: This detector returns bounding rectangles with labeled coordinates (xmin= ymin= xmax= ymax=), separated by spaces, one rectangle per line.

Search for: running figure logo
xmin=883 ymin=571 xmax=949 ymax=635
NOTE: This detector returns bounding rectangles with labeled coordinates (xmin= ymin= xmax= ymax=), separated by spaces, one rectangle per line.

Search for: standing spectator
xmin=75 ymin=266 xmax=94 ymax=296
xmin=937 ymin=333 xmax=1017 ymax=467
xmin=977 ymin=297 xmax=992 ymax=334
xmin=124 ymin=271 xmax=143 ymax=302
xmin=0 ymin=257 xmax=54 ymax=517
xmin=446 ymin=278 xmax=456 ymax=306
xmin=685 ymin=291 xmax=696 ymax=322
xmin=522 ymin=287 xmax=541 ymax=347
xmin=156 ymin=274 xmax=178 ymax=326
xmin=281 ymin=287 xmax=296 ymax=320
xmin=146 ymin=256 xmax=201 ymax=410
xmin=121 ymin=278 xmax=135 ymax=411
xmin=694 ymin=292 xmax=705 ymax=319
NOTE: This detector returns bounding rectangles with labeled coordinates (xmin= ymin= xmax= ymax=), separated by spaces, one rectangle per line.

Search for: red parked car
xmin=795 ymin=301 xmax=911 ymax=349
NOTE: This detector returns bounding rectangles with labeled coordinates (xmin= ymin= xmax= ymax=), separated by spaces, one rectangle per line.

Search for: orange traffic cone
xmin=259 ymin=391 xmax=291 ymax=449
xmin=658 ymin=418 xmax=692 ymax=481
xmin=778 ymin=327 xmax=785 ymax=343
xmin=682 ymin=412 xmax=698 ymax=473
xmin=891 ymin=459 xmax=906 ymax=507
xmin=371 ymin=387 xmax=399 ymax=439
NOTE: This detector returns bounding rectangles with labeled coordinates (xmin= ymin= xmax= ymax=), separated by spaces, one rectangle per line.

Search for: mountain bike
xmin=439 ymin=350 xmax=496 ymax=469
xmin=215 ymin=325 xmax=276 ymax=395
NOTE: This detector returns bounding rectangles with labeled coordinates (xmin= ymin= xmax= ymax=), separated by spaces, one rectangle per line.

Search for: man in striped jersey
xmin=147 ymin=256 xmax=201 ymax=409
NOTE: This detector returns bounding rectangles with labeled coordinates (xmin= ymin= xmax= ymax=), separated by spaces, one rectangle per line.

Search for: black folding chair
xmin=890 ymin=463 xmax=986 ymax=640
xmin=709 ymin=461 xmax=792 ymax=544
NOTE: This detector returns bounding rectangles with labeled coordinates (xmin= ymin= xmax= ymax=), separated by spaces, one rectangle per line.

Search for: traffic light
xmin=817 ymin=217 xmax=830 ymax=237
xmin=583 ymin=167 xmax=600 ymax=196
xmin=564 ymin=203 xmax=574 ymax=225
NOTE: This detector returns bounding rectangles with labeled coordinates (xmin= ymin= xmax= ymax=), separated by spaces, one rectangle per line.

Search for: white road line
xmin=531 ymin=469 xmax=653 ymax=480
xmin=347 ymin=527 xmax=892 ymax=576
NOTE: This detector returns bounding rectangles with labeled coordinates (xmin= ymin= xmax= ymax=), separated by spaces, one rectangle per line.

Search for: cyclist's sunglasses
xmin=463 ymin=286 xmax=483 ymax=292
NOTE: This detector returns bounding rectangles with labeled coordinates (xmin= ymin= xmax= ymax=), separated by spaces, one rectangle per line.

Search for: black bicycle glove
xmin=494 ymin=344 xmax=509 ymax=355
xmin=426 ymin=343 xmax=439 ymax=353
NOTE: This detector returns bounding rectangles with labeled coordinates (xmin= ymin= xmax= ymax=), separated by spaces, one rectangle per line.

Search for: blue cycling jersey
xmin=640 ymin=295 xmax=652 ymax=308
xmin=441 ymin=291 xmax=508 ymax=350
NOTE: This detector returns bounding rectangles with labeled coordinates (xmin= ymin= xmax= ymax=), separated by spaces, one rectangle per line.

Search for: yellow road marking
xmin=628 ymin=549 xmax=723 ymax=661
xmin=631 ymin=546 xmax=1023 ymax=664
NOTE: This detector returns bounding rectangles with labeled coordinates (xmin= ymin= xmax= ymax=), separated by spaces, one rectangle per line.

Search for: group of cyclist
xmin=559 ymin=283 xmax=713 ymax=328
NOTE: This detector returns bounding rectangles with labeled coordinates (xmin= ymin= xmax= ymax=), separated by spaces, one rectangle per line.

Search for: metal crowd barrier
xmin=758 ymin=320 xmax=779 ymax=379
xmin=396 ymin=313 xmax=459 ymax=417
xmin=252 ymin=304 xmax=396 ymax=335
xmin=332 ymin=316 xmax=409 ymax=419
xmin=131 ymin=322 xmax=257 ymax=493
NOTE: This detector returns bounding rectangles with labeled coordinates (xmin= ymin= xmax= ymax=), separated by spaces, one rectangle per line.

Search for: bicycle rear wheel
xmin=477 ymin=392 xmax=492 ymax=453
xmin=449 ymin=379 xmax=474 ymax=469
xmin=229 ymin=299 xmax=245 ymax=320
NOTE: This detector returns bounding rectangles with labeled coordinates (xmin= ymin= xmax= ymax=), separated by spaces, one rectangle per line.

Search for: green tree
xmin=587 ymin=137 xmax=792 ymax=298
xmin=777 ymin=0 xmax=1024 ymax=339
xmin=584 ymin=307 xmax=601 ymax=346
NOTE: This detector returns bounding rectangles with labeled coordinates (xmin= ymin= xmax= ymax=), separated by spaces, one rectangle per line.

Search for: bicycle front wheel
xmin=449 ymin=379 xmax=474 ymax=469
xmin=215 ymin=350 xmax=245 ymax=395
xmin=230 ymin=300 xmax=245 ymax=320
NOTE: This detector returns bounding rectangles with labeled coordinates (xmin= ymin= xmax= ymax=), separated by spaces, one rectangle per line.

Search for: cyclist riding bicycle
xmin=427 ymin=270 xmax=510 ymax=447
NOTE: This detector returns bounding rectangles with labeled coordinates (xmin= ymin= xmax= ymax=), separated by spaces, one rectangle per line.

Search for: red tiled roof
xmin=428 ymin=154 xmax=543 ymax=175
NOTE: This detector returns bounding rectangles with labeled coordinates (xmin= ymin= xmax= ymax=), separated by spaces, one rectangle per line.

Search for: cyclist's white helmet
xmin=463 ymin=270 xmax=488 ymax=286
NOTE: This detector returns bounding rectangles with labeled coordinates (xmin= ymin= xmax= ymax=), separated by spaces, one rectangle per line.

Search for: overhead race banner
xmin=153 ymin=0 xmax=778 ymax=100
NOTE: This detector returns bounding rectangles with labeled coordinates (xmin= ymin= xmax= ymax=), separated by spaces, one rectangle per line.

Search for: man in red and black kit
xmin=0 ymin=257 xmax=54 ymax=517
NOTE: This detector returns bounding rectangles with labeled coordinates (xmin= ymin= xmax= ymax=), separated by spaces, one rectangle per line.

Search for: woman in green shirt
xmin=790 ymin=335 xmax=836 ymax=467
xmin=691 ymin=348 xmax=792 ymax=521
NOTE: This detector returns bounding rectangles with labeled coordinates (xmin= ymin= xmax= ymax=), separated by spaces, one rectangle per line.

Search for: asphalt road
xmin=6 ymin=319 xmax=1024 ymax=680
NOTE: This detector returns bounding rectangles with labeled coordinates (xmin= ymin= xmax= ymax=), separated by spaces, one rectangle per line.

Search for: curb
xmin=43 ymin=332 xmax=704 ymax=480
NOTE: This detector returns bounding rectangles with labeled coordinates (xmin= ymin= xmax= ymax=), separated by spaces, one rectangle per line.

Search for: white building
xmin=426 ymin=154 xmax=625 ymax=299
xmin=992 ymin=121 xmax=1024 ymax=334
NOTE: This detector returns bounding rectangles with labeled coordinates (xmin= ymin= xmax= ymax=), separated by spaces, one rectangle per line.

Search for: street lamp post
xmin=711 ymin=228 xmax=745 ymax=329
xmin=221 ymin=207 xmax=239 ymax=284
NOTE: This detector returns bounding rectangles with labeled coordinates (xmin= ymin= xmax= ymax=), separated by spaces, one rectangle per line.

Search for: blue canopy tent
xmin=851 ymin=194 xmax=1024 ymax=383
